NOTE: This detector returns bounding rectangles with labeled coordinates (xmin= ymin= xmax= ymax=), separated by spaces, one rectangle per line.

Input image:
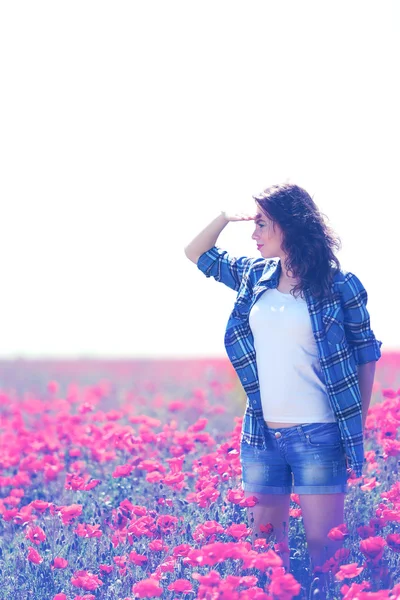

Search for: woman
xmin=184 ymin=183 xmax=382 ymax=593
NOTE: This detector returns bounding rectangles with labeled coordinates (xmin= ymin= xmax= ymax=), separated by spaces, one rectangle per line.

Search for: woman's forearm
xmin=184 ymin=213 xmax=229 ymax=264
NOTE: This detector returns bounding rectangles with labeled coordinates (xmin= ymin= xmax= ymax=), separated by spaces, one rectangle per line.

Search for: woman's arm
xmin=184 ymin=210 xmax=257 ymax=291
xmin=184 ymin=213 xmax=229 ymax=264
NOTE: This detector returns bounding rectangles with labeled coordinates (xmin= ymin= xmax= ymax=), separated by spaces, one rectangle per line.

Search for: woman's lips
xmin=257 ymin=244 xmax=263 ymax=249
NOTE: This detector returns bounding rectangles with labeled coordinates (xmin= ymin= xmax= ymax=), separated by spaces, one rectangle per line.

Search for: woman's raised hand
xmin=221 ymin=209 xmax=257 ymax=222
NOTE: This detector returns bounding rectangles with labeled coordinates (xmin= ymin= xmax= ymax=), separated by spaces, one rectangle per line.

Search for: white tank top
xmin=248 ymin=287 xmax=336 ymax=423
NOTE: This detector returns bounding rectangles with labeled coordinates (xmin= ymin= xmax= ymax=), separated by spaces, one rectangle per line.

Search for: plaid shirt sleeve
xmin=341 ymin=272 xmax=382 ymax=365
xmin=196 ymin=245 xmax=254 ymax=291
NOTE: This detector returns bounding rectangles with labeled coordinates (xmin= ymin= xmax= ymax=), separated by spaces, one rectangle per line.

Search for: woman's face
xmin=251 ymin=205 xmax=284 ymax=259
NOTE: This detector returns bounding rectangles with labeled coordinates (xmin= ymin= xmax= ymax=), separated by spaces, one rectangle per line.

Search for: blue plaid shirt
xmin=197 ymin=245 xmax=382 ymax=478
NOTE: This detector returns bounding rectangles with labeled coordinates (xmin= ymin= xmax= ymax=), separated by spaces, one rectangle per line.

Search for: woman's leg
xmin=299 ymin=492 xmax=346 ymax=595
xmin=244 ymin=491 xmax=291 ymax=572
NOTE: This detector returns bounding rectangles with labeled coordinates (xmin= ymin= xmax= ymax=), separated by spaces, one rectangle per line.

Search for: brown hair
xmin=253 ymin=182 xmax=342 ymax=299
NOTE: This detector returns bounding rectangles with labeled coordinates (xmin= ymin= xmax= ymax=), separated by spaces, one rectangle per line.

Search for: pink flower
xmin=71 ymin=570 xmax=103 ymax=591
xmin=335 ymin=563 xmax=365 ymax=581
xmin=156 ymin=514 xmax=178 ymax=533
xmin=225 ymin=523 xmax=251 ymax=540
xmin=359 ymin=536 xmax=387 ymax=561
xmin=27 ymin=546 xmax=43 ymax=564
xmin=193 ymin=520 xmax=224 ymax=542
xmin=57 ymin=504 xmax=83 ymax=525
xmin=167 ymin=579 xmax=193 ymax=593
xmin=112 ymin=463 xmax=133 ymax=478
xmin=268 ymin=571 xmax=301 ymax=598
xmin=30 ymin=500 xmax=50 ymax=514
xmin=328 ymin=523 xmax=349 ymax=541
xmin=172 ymin=544 xmax=191 ymax=557
xmin=386 ymin=533 xmax=400 ymax=552
xmin=52 ymin=557 xmax=68 ymax=569
xmin=99 ymin=564 xmax=114 ymax=573
xmin=131 ymin=578 xmax=163 ymax=598
xmin=25 ymin=525 xmax=46 ymax=545
xmin=128 ymin=550 xmax=148 ymax=566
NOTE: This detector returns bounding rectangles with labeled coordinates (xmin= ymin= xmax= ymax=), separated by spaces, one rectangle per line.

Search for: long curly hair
xmin=252 ymin=182 xmax=342 ymax=300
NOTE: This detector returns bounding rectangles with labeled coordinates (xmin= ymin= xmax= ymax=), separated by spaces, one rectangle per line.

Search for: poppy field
xmin=0 ymin=355 xmax=400 ymax=600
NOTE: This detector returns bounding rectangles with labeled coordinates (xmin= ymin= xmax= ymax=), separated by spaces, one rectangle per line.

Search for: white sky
xmin=0 ymin=1 xmax=398 ymax=359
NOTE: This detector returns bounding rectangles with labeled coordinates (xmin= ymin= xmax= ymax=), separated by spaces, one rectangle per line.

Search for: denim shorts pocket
xmin=304 ymin=423 xmax=342 ymax=448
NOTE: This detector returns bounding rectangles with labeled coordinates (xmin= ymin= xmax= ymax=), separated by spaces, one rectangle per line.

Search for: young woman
xmin=184 ymin=183 xmax=382 ymax=594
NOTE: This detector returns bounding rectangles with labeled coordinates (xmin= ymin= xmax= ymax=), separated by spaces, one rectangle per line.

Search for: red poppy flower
xmin=338 ymin=581 xmax=371 ymax=597
xmin=131 ymin=578 xmax=163 ymax=598
xmin=52 ymin=557 xmax=68 ymax=569
xmin=357 ymin=525 xmax=375 ymax=539
xmin=226 ymin=488 xmax=244 ymax=504
xmin=25 ymin=525 xmax=46 ymax=545
xmin=131 ymin=505 xmax=148 ymax=516
xmin=240 ymin=495 xmax=259 ymax=507
xmin=252 ymin=549 xmax=283 ymax=571
xmin=328 ymin=523 xmax=349 ymax=541
xmin=254 ymin=538 xmax=270 ymax=550
xmin=27 ymin=546 xmax=43 ymax=564
xmin=71 ymin=571 xmax=104 ymax=592
xmin=30 ymin=500 xmax=50 ymax=514
xmin=386 ymin=533 xmax=400 ymax=552
xmin=196 ymin=486 xmax=220 ymax=508
xmin=275 ymin=540 xmax=290 ymax=556
xmin=128 ymin=515 xmax=156 ymax=538
xmin=359 ymin=536 xmax=387 ymax=561
xmin=57 ymin=504 xmax=83 ymax=525
xmin=225 ymin=523 xmax=252 ymax=539
xmin=99 ymin=565 xmax=113 ymax=573
xmin=380 ymin=508 xmax=400 ymax=522
xmin=83 ymin=479 xmax=101 ymax=491
xmin=192 ymin=570 xmax=221 ymax=586
xmin=335 ymin=563 xmax=364 ymax=581
xmin=167 ymin=579 xmax=193 ymax=593
xmin=360 ymin=477 xmax=380 ymax=492
xmin=114 ymin=555 xmax=127 ymax=568
xmin=193 ymin=521 xmax=224 ymax=542
xmin=172 ymin=544 xmax=192 ymax=557
xmin=260 ymin=523 xmax=274 ymax=534
xmin=268 ymin=572 xmax=301 ymax=598
xmin=154 ymin=556 xmax=176 ymax=574
xmin=165 ymin=455 xmax=185 ymax=472
xmin=112 ymin=463 xmax=133 ymax=478
xmin=146 ymin=472 xmax=164 ymax=483
xmin=128 ymin=550 xmax=148 ymax=566
xmin=195 ymin=542 xmax=230 ymax=566
xmin=149 ymin=539 xmax=169 ymax=552
xmin=156 ymin=514 xmax=178 ymax=533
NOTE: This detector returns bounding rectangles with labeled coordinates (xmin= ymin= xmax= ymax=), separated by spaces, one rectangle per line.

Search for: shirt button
xmin=252 ymin=401 xmax=257 ymax=406
xmin=231 ymin=355 xmax=236 ymax=359
xmin=275 ymin=432 xmax=282 ymax=438
xmin=243 ymin=377 xmax=247 ymax=382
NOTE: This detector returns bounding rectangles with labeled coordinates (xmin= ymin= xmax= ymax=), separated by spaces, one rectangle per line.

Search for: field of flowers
xmin=0 ymin=354 xmax=400 ymax=600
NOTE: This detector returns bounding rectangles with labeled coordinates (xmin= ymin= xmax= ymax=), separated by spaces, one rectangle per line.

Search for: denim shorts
xmin=241 ymin=421 xmax=349 ymax=495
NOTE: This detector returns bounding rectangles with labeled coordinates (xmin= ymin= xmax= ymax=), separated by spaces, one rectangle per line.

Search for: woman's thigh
xmin=286 ymin=422 xmax=348 ymax=495
xmin=240 ymin=441 xmax=293 ymax=495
